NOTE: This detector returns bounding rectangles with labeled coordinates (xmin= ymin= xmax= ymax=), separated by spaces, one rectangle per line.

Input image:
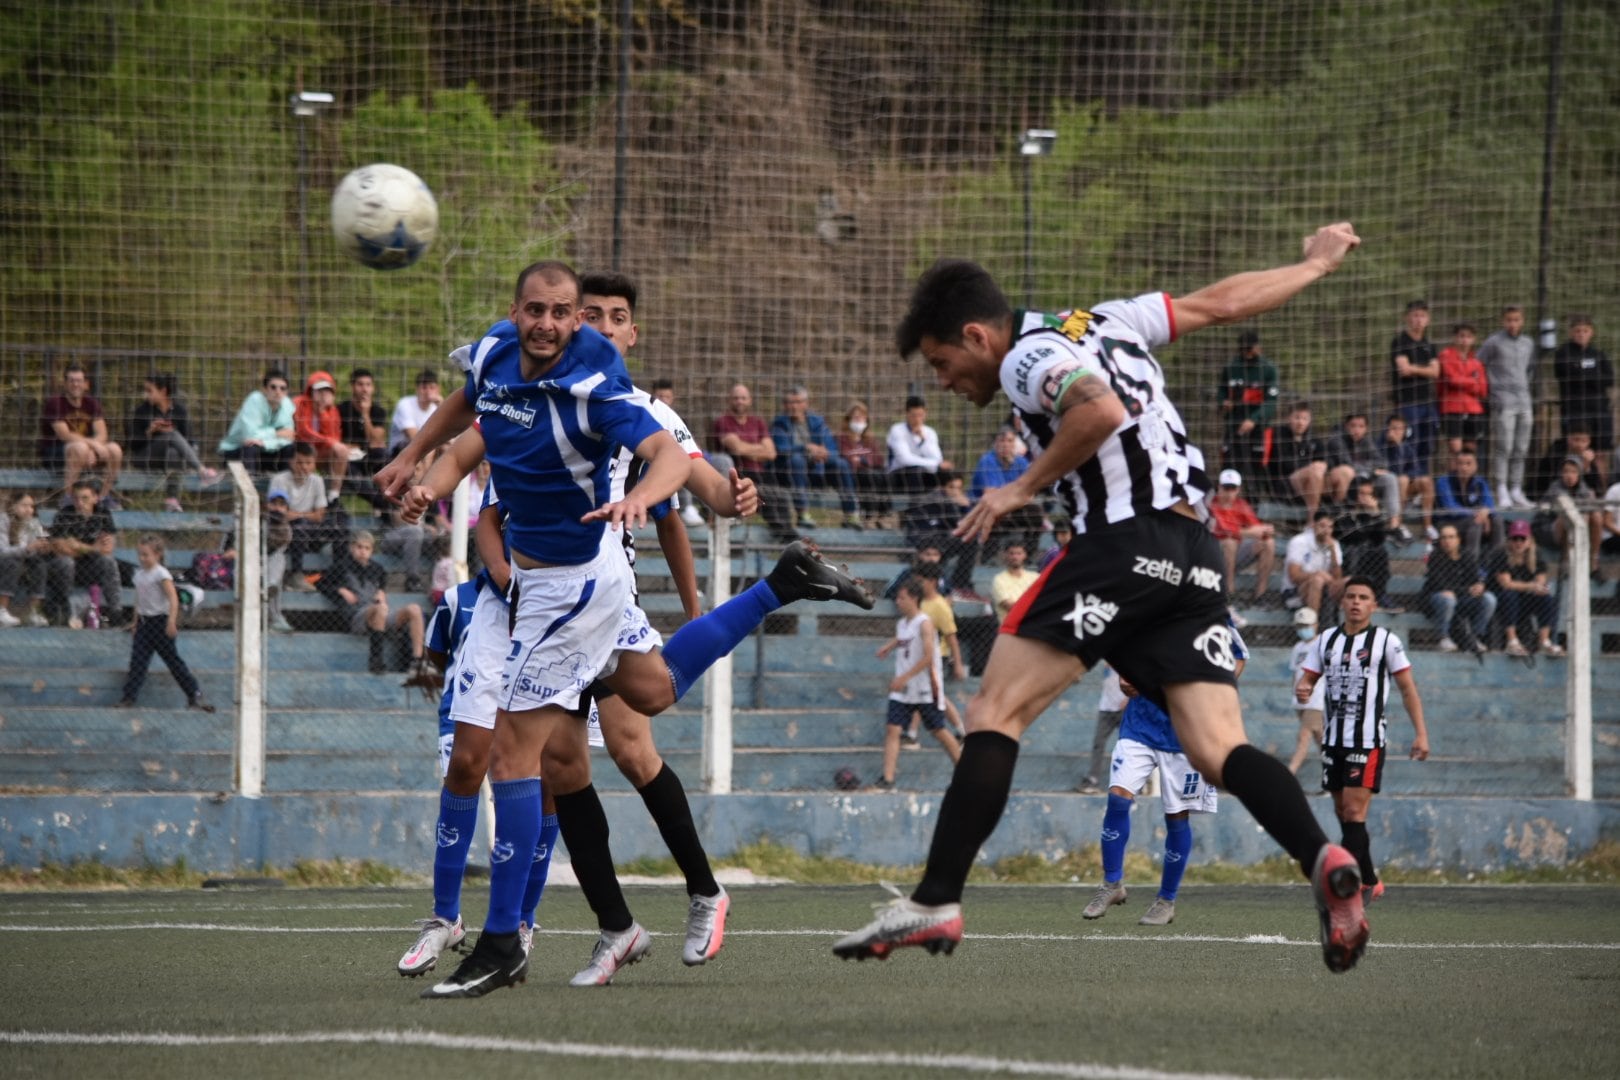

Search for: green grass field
xmin=3 ymin=882 xmax=1617 ymax=1079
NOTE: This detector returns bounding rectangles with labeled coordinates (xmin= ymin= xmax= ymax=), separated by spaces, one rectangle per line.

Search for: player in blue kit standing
xmin=1082 ymin=620 xmax=1247 ymax=926
xmin=397 ymin=261 xmax=872 ymax=998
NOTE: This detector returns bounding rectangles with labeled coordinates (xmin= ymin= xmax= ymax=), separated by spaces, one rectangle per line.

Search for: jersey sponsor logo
xmin=1181 ymin=772 xmax=1201 ymax=797
xmin=1062 ymin=592 xmax=1119 ymax=639
xmin=1013 ymin=346 xmax=1055 ymax=395
xmin=1132 ymin=555 xmax=1182 ymax=587
xmin=436 ymin=824 xmax=461 ymax=848
xmin=475 ymin=388 xmax=537 ymax=429
xmin=1056 ymin=309 xmax=1095 ymax=343
xmin=514 ymin=651 xmax=594 ymax=702
xmin=1192 ymin=624 xmax=1237 ymax=671
xmin=1188 ymin=566 xmax=1223 ymax=592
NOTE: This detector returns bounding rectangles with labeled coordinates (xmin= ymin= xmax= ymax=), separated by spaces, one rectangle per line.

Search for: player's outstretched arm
xmin=684 ymin=459 xmax=758 ymax=518
xmin=582 ymin=431 xmax=691 ymax=531
xmin=654 ymin=512 xmax=704 ymax=620
xmin=474 ymin=504 xmax=509 ymax=595
xmin=401 ymin=426 xmax=483 ymax=525
xmin=1393 ymin=667 xmax=1429 ymax=760
xmin=1172 ymin=222 xmax=1361 ymax=338
xmin=375 ymin=387 xmax=475 ymax=500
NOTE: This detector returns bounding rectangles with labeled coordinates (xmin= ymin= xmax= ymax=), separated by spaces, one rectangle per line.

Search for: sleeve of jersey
xmin=1384 ymin=634 xmax=1412 ymax=674
xmin=590 ymin=395 xmax=666 ymax=460
xmin=425 ymin=601 xmax=451 ymax=654
xmin=1301 ymin=635 xmax=1324 ymax=675
xmin=1095 ymin=292 xmax=1176 ymax=348
xmin=1001 ymin=339 xmax=1097 ymax=418
xmin=648 ymin=398 xmax=703 ymax=458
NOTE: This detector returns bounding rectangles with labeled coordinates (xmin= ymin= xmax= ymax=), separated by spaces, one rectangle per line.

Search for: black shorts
xmin=1440 ymin=413 xmax=1485 ymax=441
xmin=1321 ymin=745 xmax=1385 ymax=793
xmin=887 ymin=698 xmax=946 ymax=731
xmin=1001 ymin=509 xmax=1238 ymax=709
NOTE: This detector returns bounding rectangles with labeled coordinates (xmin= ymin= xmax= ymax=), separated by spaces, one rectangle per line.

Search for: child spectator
xmin=1486 ymin=520 xmax=1563 ymax=658
xmin=292 ymin=370 xmax=352 ymax=498
xmin=263 ymin=488 xmax=294 ymax=633
xmin=118 ymin=534 xmax=214 ymax=712
xmin=1324 ymin=413 xmax=1407 ymax=538
xmin=914 ymin=559 xmax=968 ymax=739
xmin=871 ymin=580 xmax=961 ymax=790
xmin=44 ymin=479 xmax=122 ymax=627
xmin=39 ymin=363 xmax=124 ymax=508
xmin=317 ymin=530 xmax=425 ymax=674
xmin=0 ymin=491 xmax=52 ymax=627
xmin=1038 ymin=517 xmax=1072 ymax=570
xmin=1286 ymin=606 xmax=1325 ymax=775
xmin=218 ymin=369 xmax=296 ymax=475
xmin=1436 ymin=323 xmax=1488 ymax=458
xmin=1382 ymin=413 xmax=1436 ymax=540
xmin=1532 ymin=456 xmax=1605 ymax=582
xmin=268 ymin=443 xmax=344 ymax=589
xmin=127 ymin=372 xmax=219 ymax=512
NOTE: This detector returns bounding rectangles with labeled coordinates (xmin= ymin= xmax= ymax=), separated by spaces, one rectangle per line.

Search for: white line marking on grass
xmin=0 ymin=924 xmax=1615 ymax=951
xmin=0 ymin=1029 xmax=1263 ymax=1080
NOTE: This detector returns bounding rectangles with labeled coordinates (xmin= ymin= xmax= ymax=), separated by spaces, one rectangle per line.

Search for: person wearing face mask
xmin=219 ymin=369 xmax=297 ymax=475
xmin=836 ymin=400 xmax=889 ymax=523
xmin=1287 ymin=606 xmax=1325 ymax=775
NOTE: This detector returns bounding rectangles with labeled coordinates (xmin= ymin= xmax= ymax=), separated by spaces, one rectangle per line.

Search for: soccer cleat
xmin=420 ymin=929 xmax=527 ymax=999
xmin=832 ymin=883 xmax=963 ymax=961
xmin=517 ymin=921 xmax=534 ymax=958
xmin=683 ymin=887 xmax=730 ymax=966
xmin=570 ymin=922 xmax=652 ymax=986
xmin=398 ymin=914 xmax=467 ymax=977
xmin=1082 ymin=879 xmax=1128 ymax=920
xmin=766 ymin=540 xmax=876 ymax=609
xmin=1311 ymin=844 xmax=1369 ymax=974
xmin=1138 ymin=897 xmax=1175 ymax=926
xmin=1362 ymin=880 xmax=1385 ymax=905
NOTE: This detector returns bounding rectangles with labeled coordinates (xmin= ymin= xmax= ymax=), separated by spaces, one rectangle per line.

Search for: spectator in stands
xmin=886 ymin=394 xmax=952 ymax=495
xmin=650 ymin=378 xmax=705 ymax=528
xmin=969 ymin=426 xmax=1042 ymax=555
xmin=44 ymin=478 xmax=122 ymax=627
xmin=317 ymin=529 xmax=425 ymax=675
xmin=990 ymin=542 xmax=1038 ymax=622
xmin=1532 ymin=456 xmax=1605 ymax=582
xmin=1206 ymin=469 xmax=1276 ymax=609
xmin=771 ymin=384 xmax=860 ymax=530
xmin=337 ymin=369 xmax=390 ymax=487
xmin=1553 ymin=315 xmax=1614 ymax=455
xmin=1487 ymin=520 xmax=1563 ymax=657
xmin=0 ymin=491 xmax=52 ymax=627
xmin=1217 ymin=328 xmax=1278 ymax=477
xmin=126 ymin=373 xmax=219 ymax=512
xmin=872 ymin=579 xmax=961 ymax=791
xmin=39 ymin=364 xmax=123 ymax=509
xmin=711 ymin=382 xmax=791 ymax=539
xmin=1604 ymin=476 xmax=1620 ymax=564
xmin=1324 ymin=412 xmax=1408 ymax=540
xmin=1038 ymin=516 xmax=1072 ymax=570
xmin=1390 ymin=298 xmax=1441 ymax=475
xmin=1335 ymin=477 xmax=1397 ymax=611
xmin=835 ymin=400 xmax=888 ymax=524
xmin=269 ymin=443 xmax=345 ymax=589
xmin=219 ymin=369 xmax=296 ymax=475
xmin=1421 ymin=523 xmax=1495 ymax=656
xmin=390 ymin=369 xmax=442 ymax=456
xmin=1436 ymin=323 xmax=1487 ymax=459
xmin=1282 ymin=509 xmax=1345 ymax=620
xmin=1264 ymin=400 xmax=1328 ymax=516
xmin=1478 ymin=305 xmax=1536 ymax=508
xmin=292 ymin=370 xmax=351 ymax=499
xmin=1434 ymin=447 xmax=1497 ymax=557
xmin=1529 ymin=425 xmax=1606 ymax=498
xmin=1382 ymin=413 xmax=1435 ymax=540
xmin=900 ymin=471 xmax=981 ymax=599
xmin=263 ymin=488 xmax=294 ymax=633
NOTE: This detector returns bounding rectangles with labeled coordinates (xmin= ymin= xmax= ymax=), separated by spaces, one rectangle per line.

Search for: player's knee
xmin=608 ymin=737 xmax=662 ymax=787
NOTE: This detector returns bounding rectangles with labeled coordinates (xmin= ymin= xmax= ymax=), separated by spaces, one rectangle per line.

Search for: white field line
xmin=0 ymin=923 xmax=1615 ymax=950
xmin=0 ymin=1028 xmax=1266 ymax=1080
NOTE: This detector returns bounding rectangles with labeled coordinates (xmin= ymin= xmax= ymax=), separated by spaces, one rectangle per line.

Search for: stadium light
xmin=1020 ymin=129 xmax=1057 ymax=307
xmin=290 ymin=91 xmax=336 ymax=359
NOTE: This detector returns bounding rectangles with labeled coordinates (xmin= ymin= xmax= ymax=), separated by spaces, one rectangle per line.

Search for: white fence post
xmin=702 ymin=518 xmax=735 ymax=793
xmin=229 ymin=462 xmax=265 ymax=798
xmin=1557 ymin=494 xmax=1592 ymax=800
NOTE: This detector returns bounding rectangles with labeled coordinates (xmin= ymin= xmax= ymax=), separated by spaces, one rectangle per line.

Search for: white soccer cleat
xmin=1082 ymin=879 xmax=1128 ymax=919
xmin=832 ymin=883 xmax=963 ymax=961
xmin=570 ymin=922 xmax=652 ymax=986
xmin=683 ymin=887 xmax=730 ymax=966
xmin=398 ymin=914 xmax=466 ymax=977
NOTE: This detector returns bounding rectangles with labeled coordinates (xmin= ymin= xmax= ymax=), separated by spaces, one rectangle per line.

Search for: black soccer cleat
xmin=420 ymin=930 xmax=529 ymax=999
xmin=766 ymin=540 xmax=876 ymax=609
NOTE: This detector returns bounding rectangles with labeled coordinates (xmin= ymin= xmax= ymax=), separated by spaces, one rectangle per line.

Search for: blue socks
xmin=485 ymin=778 xmax=542 ymax=935
xmin=1159 ymin=815 xmax=1192 ymax=902
xmin=661 ymin=581 xmax=781 ymax=699
xmin=521 ymin=813 xmax=560 ymax=928
xmin=1100 ymin=792 xmax=1133 ymax=883
xmin=432 ymin=788 xmax=480 ymax=922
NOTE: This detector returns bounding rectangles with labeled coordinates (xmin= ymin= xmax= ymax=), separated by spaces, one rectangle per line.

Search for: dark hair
xmin=263 ymin=368 xmax=290 ymax=388
xmin=292 ymin=441 xmax=316 ymax=458
xmin=1405 ymin=299 xmax=1429 ymax=313
xmin=1451 ymin=447 xmax=1476 ymax=460
xmin=348 ymin=368 xmax=374 ymax=384
xmin=912 ymin=559 xmax=943 ymax=580
xmin=1290 ymin=400 xmax=1311 ymax=414
xmin=1342 ymin=412 xmax=1367 ymax=427
xmin=1312 ymin=508 xmax=1336 ymax=522
xmin=71 ymin=477 xmax=101 ymax=494
xmin=415 ymin=369 xmax=439 ymax=387
xmin=1501 ymin=305 xmax=1523 ymax=317
xmin=1343 ymin=575 xmax=1378 ymax=595
xmin=896 ymin=259 xmax=1011 ymax=358
xmin=64 ymin=362 xmax=87 ymax=379
xmin=579 ymin=270 xmax=638 ymax=311
xmin=1237 ymin=329 xmax=1260 ymax=348
xmin=1452 ymin=322 xmax=1476 ymax=335
xmin=899 ymin=579 xmax=925 ymax=602
xmin=1568 ymin=313 xmax=1594 ymax=329
xmin=514 ymin=260 xmax=579 ymax=302
xmin=904 ymin=395 xmax=927 ymax=411
xmin=145 ymin=372 xmax=177 ymax=396
xmin=650 ymin=377 xmax=674 ymax=392
xmin=1385 ymin=413 xmax=1406 ymax=426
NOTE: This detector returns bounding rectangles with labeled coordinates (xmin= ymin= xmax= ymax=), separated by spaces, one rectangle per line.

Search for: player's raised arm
xmin=1172 ymin=222 xmax=1361 ymax=338
xmin=375 ymin=386 xmax=476 ymax=499
xmin=582 ymin=430 xmax=691 ymax=531
xmin=401 ymin=425 xmax=484 ymax=524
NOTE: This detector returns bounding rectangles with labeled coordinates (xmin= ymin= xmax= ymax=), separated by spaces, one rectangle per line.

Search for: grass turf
xmin=2 ymin=882 xmax=1617 ymax=1079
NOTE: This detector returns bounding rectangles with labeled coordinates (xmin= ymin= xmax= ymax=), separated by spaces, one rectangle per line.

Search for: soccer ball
xmin=330 ymin=164 xmax=438 ymax=270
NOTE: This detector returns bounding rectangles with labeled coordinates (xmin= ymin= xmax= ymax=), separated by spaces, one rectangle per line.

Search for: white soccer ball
xmin=330 ymin=163 xmax=438 ymax=270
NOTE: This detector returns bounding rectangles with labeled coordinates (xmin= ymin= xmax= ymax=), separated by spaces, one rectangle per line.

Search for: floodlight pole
xmin=290 ymin=91 xmax=334 ymax=360
xmin=1020 ymin=129 xmax=1056 ymax=308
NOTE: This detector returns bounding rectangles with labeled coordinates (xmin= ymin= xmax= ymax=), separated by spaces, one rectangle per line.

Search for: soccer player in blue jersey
xmin=1082 ymin=622 xmax=1247 ymax=927
xmin=398 ymin=262 xmax=871 ymax=998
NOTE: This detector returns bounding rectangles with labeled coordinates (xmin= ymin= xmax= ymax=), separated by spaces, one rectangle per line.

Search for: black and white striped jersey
xmin=1301 ymin=623 xmax=1412 ymax=750
xmin=1000 ymin=293 xmax=1210 ymax=535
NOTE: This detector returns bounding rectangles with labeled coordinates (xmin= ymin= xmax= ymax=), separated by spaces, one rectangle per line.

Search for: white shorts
xmin=1110 ymin=737 xmax=1218 ymax=815
xmin=448 ymin=581 xmax=511 ymax=732
xmin=437 ymin=732 xmax=455 ymax=778
xmin=501 ymin=543 xmax=661 ymax=714
xmin=586 ymin=699 xmax=605 ymax=748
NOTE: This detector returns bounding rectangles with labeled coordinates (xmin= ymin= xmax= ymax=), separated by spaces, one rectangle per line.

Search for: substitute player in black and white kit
xmin=834 ymin=222 xmax=1378 ymax=974
xmin=1294 ymin=575 xmax=1428 ymax=905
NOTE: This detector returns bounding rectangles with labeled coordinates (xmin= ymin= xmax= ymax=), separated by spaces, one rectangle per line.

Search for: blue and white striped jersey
xmin=426 ymin=578 xmax=484 ymax=727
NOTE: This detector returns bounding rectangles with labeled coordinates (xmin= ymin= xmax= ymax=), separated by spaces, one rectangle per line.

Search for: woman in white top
xmin=0 ymin=491 xmax=53 ymax=627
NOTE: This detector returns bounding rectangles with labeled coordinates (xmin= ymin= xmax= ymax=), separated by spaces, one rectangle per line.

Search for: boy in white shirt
xmin=873 ymin=580 xmax=961 ymax=790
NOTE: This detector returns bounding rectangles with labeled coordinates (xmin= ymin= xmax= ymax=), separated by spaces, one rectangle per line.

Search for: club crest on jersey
xmin=1062 ymin=593 xmax=1118 ymax=639
xmin=1192 ymin=624 xmax=1237 ymax=671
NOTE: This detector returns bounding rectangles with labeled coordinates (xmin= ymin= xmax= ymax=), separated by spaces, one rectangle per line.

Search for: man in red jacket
xmin=293 ymin=370 xmax=353 ymax=498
